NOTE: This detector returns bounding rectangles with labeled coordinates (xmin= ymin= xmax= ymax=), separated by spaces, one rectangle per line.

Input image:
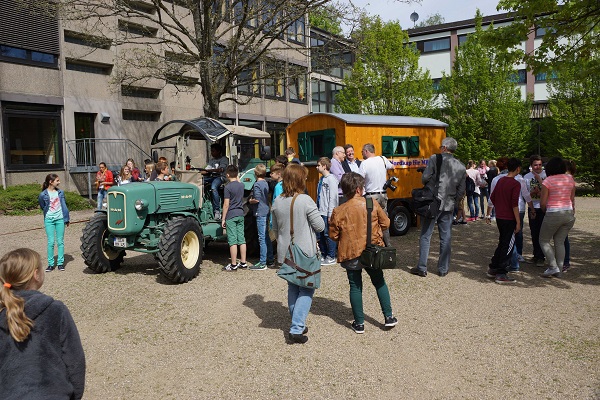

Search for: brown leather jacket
xmin=329 ymin=196 xmax=390 ymax=263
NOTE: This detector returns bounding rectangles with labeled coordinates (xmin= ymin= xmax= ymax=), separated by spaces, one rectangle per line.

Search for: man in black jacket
xmin=341 ymin=144 xmax=361 ymax=173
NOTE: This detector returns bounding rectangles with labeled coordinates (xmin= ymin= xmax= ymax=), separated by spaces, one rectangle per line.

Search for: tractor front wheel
xmin=157 ymin=217 xmax=203 ymax=283
xmin=80 ymin=213 xmax=125 ymax=273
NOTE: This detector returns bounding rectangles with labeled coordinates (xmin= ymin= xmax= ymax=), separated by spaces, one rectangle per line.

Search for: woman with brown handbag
xmin=329 ymin=172 xmax=398 ymax=334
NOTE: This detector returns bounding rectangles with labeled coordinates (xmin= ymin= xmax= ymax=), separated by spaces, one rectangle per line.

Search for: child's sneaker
xmin=57 ymin=265 xmax=65 ymax=271
xmin=45 ymin=266 xmax=55 ymax=272
xmin=237 ymin=261 xmax=248 ymax=269
xmin=222 ymin=263 xmax=238 ymax=272
xmin=249 ymin=262 xmax=267 ymax=271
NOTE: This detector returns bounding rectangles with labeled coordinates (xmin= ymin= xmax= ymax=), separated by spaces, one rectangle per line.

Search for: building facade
xmin=407 ymin=12 xmax=551 ymax=118
xmin=0 ymin=0 xmax=311 ymax=190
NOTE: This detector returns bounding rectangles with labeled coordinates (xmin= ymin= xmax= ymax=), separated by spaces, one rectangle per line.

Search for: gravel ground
xmin=1 ymin=198 xmax=599 ymax=399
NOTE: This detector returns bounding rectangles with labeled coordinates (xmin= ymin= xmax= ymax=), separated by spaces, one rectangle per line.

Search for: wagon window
xmin=382 ymin=136 xmax=419 ymax=157
xmin=298 ymin=129 xmax=335 ymax=162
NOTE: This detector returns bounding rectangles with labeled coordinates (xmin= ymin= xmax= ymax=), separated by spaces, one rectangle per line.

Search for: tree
xmin=440 ymin=11 xmax=532 ymax=161
xmin=38 ymin=0 xmax=352 ymax=118
xmin=309 ymin=4 xmax=343 ymax=36
xmin=335 ymin=16 xmax=436 ymax=117
xmin=486 ymin=0 xmax=600 ymax=76
xmin=545 ymin=56 xmax=600 ymax=190
xmin=414 ymin=12 xmax=445 ymax=28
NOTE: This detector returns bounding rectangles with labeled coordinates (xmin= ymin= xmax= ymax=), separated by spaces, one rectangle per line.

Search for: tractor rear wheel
xmin=80 ymin=213 xmax=125 ymax=273
xmin=157 ymin=217 xmax=203 ymax=283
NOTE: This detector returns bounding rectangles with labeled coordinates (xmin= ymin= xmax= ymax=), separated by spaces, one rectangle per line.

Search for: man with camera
xmin=410 ymin=137 xmax=466 ymax=277
xmin=359 ymin=143 xmax=395 ymax=246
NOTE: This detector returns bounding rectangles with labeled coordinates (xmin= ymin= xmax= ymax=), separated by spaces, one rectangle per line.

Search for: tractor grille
xmin=159 ymin=191 xmax=180 ymax=206
xmin=107 ymin=191 xmax=127 ymax=231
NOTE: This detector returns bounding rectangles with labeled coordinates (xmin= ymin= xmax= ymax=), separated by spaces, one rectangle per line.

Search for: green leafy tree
xmin=335 ymin=16 xmax=436 ymax=117
xmin=440 ymin=12 xmax=531 ymax=161
xmin=546 ymin=57 xmax=600 ymax=190
xmin=414 ymin=12 xmax=445 ymax=28
xmin=486 ymin=0 xmax=600 ymax=76
xmin=309 ymin=4 xmax=343 ymax=36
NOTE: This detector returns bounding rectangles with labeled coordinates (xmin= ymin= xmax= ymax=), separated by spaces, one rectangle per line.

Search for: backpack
xmin=465 ymin=175 xmax=476 ymax=195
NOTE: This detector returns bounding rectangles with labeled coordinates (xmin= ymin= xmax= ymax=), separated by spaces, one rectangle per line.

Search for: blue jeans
xmin=256 ymin=216 xmax=273 ymax=264
xmin=44 ymin=217 xmax=65 ymax=267
xmin=479 ymin=187 xmax=488 ymax=217
xmin=515 ymin=211 xmax=525 ymax=255
xmin=417 ymin=210 xmax=453 ymax=274
xmin=287 ymin=283 xmax=315 ymax=334
xmin=205 ymin=176 xmax=224 ymax=212
xmin=466 ymin=193 xmax=480 ymax=218
xmin=317 ymin=215 xmax=337 ymax=258
xmin=97 ymin=188 xmax=107 ymax=209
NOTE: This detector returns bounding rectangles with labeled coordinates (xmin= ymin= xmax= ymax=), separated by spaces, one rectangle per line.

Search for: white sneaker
xmin=214 ymin=211 xmax=221 ymax=220
xmin=541 ymin=267 xmax=561 ymax=278
xmin=321 ymin=256 xmax=337 ymax=266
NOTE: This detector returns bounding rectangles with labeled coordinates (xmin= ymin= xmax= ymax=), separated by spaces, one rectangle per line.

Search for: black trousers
xmin=489 ymin=218 xmax=516 ymax=274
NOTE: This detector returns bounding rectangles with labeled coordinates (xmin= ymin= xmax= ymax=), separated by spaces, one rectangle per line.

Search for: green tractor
xmin=80 ymin=117 xmax=271 ymax=283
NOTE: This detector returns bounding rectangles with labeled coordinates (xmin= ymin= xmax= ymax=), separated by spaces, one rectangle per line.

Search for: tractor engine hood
xmin=106 ymin=182 xmax=200 ymax=234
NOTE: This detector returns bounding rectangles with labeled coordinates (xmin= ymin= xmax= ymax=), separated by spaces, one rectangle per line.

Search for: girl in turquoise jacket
xmin=38 ymin=174 xmax=70 ymax=271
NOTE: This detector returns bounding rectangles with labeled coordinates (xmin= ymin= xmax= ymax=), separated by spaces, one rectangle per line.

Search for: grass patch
xmin=0 ymin=184 xmax=94 ymax=215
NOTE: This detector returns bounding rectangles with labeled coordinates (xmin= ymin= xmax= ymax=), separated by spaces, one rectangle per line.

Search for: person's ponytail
xmin=0 ymin=284 xmax=33 ymax=342
xmin=0 ymin=248 xmax=40 ymax=342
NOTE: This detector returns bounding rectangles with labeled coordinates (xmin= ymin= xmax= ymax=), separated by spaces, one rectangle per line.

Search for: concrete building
xmin=407 ymin=12 xmax=551 ymax=119
xmin=0 ymin=0 xmax=310 ymax=191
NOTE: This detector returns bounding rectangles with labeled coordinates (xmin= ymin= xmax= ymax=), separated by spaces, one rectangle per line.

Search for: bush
xmin=0 ymin=184 xmax=94 ymax=216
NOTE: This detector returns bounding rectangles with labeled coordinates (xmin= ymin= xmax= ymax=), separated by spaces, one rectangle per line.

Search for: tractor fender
xmin=168 ymin=211 xmax=201 ymax=224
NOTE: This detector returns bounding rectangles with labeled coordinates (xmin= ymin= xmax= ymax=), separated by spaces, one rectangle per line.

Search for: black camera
xmin=382 ymin=176 xmax=399 ymax=191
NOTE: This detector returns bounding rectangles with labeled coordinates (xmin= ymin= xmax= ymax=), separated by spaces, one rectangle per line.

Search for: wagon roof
xmin=151 ymin=117 xmax=270 ymax=145
xmin=298 ymin=113 xmax=448 ymax=128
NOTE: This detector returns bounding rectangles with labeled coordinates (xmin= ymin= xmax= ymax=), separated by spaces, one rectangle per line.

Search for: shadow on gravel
xmin=401 ymin=220 xmax=600 ymax=288
xmin=242 ymin=293 xmax=390 ymax=336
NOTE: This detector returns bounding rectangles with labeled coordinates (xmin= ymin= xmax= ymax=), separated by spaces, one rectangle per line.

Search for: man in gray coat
xmin=410 ymin=137 xmax=466 ymax=277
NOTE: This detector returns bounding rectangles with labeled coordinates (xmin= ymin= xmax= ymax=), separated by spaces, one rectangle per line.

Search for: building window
xmin=2 ymin=103 xmax=63 ymax=171
xmin=64 ymin=31 xmax=111 ymax=49
xmin=289 ymin=65 xmax=307 ymax=103
xmin=288 ymin=17 xmax=305 ymax=44
xmin=264 ymin=60 xmax=285 ymax=100
xmin=535 ymin=71 xmax=557 ymax=82
xmin=118 ymin=20 xmax=158 ymax=37
xmin=122 ymin=110 xmax=161 ymax=121
xmin=382 ymin=136 xmax=419 ymax=157
xmin=0 ymin=45 xmax=58 ymax=68
xmin=238 ymin=66 xmax=261 ymax=96
xmin=66 ymin=60 xmax=112 ymax=75
xmin=509 ymin=69 xmax=527 ymax=84
xmin=458 ymin=34 xmax=469 ymax=46
xmin=416 ymin=37 xmax=450 ymax=53
xmin=432 ymin=78 xmax=442 ymax=92
xmin=125 ymin=0 xmax=157 ymax=14
xmin=312 ymin=80 xmax=343 ymax=113
xmin=121 ymin=86 xmax=160 ymax=99
xmin=166 ymin=75 xmax=198 ymax=86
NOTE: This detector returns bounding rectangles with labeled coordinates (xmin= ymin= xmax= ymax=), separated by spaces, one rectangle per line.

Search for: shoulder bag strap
xmin=365 ymin=197 xmax=373 ymax=247
xmin=289 ymin=194 xmax=298 ymax=241
xmin=434 ymin=153 xmax=443 ymax=194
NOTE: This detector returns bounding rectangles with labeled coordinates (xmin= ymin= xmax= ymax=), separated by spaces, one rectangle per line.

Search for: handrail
xmin=65 ymin=138 xmax=151 ymax=200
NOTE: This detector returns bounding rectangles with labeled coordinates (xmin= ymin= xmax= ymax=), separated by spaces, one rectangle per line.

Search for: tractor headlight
xmin=135 ymin=199 xmax=148 ymax=211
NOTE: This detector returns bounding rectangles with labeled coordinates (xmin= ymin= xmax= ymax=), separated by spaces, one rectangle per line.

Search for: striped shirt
xmin=543 ymin=174 xmax=575 ymax=212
